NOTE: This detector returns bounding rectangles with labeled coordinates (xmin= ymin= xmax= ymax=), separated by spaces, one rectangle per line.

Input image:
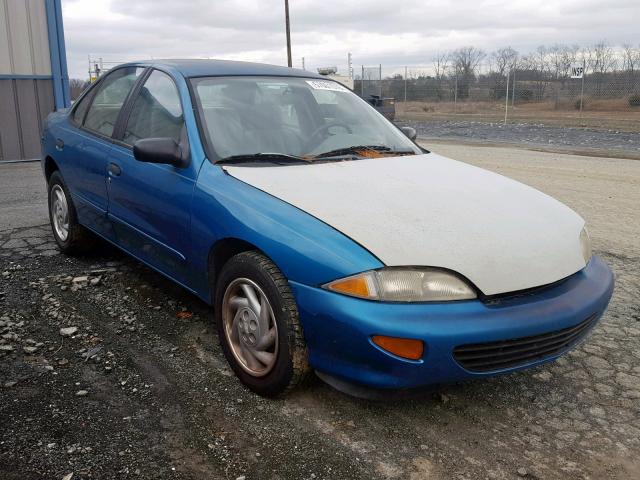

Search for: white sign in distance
xmin=571 ymin=65 xmax=584 ymax=79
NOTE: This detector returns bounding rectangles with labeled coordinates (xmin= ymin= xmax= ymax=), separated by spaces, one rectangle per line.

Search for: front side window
xmin=123 ymin=70 xmax=184 ymax=146
xmin=191 ymin=76 xmax=420 ymax=161
xmin=83 ymin=67 xmax=143 ymax=137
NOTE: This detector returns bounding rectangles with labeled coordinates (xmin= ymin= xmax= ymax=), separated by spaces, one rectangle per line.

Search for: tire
xmin=215 ymin=251 xmax=309 ymax=397
xmin=47 ymin=171 xmax=95 ymax=254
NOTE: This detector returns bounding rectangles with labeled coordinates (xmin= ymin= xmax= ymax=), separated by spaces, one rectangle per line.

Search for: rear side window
xmin=123 ymin=70 xmax=184 ymax=146
xmin=83 ymin=67 xmax=143 ymax=137
xmin=72 ymin=90 xmax=92 ymax=124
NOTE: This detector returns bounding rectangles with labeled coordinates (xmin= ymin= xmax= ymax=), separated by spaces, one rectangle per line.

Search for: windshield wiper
xmin=312 ymin=145 xmax=416 ymax=159
xmin=216 ymin=153 xmax=312 ymax=165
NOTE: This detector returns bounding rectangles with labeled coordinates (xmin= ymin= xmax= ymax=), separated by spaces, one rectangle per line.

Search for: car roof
xmin=118 ymin=58 xmax=325 ymax=79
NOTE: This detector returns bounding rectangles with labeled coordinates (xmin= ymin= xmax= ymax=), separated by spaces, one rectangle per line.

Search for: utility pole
xmin=284 ymin=0 xmax=292 ymax=67
xmin=301 ymin=57 xmax=305 ymax=70
xmin=347 ymin=52 xmax=353 ymax=79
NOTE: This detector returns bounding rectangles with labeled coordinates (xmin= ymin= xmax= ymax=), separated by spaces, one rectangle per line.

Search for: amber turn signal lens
xmin=372 ymin=335 xmax=424 ymax=360
xmin=327 ymin=276 xmax=371 ymax=298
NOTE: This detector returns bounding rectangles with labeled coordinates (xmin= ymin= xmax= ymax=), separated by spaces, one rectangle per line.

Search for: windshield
xmin=190 ymin=76 xmax=421 ymax=162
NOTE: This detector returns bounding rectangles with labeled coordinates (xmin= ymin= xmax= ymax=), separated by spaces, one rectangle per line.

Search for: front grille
xmin=453 ymin=314 xmax=598 ymax=372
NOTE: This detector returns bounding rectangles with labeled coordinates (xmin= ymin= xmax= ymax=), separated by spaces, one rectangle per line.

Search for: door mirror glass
xmin=133 ymin=138 xmax=184 ymax=166
xmin=400 ymin=126 xmax=417 ymax=141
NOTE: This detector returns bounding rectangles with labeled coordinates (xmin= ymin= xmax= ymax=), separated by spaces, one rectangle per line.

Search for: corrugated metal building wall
xmin=0 ymin=0 xmax=69 ymax=162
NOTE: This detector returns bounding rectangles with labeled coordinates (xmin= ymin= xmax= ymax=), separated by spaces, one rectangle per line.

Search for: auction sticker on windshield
xmin=306 ymin=80 xmax=349 ymax=92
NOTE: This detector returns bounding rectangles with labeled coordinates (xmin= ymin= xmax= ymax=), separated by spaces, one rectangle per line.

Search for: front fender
xmin=189 ymin=161 xmax=383 ymax=302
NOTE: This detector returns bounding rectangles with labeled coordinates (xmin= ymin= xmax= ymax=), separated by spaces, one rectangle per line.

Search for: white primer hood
xmin=224 ymin=154 xmax=587 ymax=295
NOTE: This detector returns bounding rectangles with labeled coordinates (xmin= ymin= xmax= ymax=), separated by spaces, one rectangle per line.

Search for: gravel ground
xmin=1 ymin=145 xmax=639 ymax=479
xmin=404 ymin=120 xmax=640 ymax=158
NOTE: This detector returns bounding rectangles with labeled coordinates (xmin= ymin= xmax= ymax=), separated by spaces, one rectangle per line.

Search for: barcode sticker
xmin=306 ymin=80 xmax=349 ymax=92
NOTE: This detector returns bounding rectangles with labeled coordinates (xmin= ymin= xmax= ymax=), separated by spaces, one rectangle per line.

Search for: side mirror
xmin=400 ymin=126 xmax=417 ymax=141
xmin=133 ymin=138 xmax=184 ymax=167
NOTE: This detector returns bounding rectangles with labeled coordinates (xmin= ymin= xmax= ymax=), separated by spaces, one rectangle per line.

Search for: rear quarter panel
xmin=41 ymin=110 xmax=70 ymax=173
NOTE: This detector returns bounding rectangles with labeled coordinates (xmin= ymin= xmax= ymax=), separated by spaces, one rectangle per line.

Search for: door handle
xmin=55 ymin=138 xmax=64 ymax=151
xmin=108 ymin=163 xmax=122 ymax=177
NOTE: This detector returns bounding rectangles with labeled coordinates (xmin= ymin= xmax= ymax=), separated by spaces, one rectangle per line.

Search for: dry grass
xmin=398 ymin=100 xmax=640 ymax=132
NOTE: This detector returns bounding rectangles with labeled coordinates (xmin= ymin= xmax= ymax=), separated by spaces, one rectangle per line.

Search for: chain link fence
xmin=355 ymin=64 xmax=640 ymax=131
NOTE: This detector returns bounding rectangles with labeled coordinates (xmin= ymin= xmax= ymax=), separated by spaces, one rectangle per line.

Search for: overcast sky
xmin=62 ymin=0 xmax=640 ymax=79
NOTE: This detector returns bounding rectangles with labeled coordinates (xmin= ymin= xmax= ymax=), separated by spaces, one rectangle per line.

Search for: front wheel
xmin=215 ymin=251 xmax=309 ymax=397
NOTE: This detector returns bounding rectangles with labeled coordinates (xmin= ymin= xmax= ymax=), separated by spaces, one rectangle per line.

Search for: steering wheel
xmin=306 ymin=121 xmax=353 ymax=150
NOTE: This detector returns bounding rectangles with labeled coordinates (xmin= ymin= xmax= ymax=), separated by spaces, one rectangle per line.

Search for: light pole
xmin=284 ymin=0 xmax=292 ymax=67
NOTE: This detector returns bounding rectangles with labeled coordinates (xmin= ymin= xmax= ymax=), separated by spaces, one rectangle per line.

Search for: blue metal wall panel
xmin=0 ymin=0 xmax=69 ymax=162
xmin=0 ymin=74 xmax=52 ymax=80
xmin=45 ymin=0 xmax=69 ymax=109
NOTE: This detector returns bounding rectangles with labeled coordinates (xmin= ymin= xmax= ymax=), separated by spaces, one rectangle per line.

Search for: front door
xmin=106 ymin=69 xmax=196 ymax=285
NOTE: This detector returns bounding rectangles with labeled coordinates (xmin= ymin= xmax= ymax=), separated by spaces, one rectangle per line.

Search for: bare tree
xmin=586 ymin=41 xmax=618 ymax=75
xmin=69 ymin=78 xmax=89 ymax=101
xmin=622 ymin=44 xmax=638 ymax=71
xmin=584 ymin=41 xmax=618 ymax=96
xmin=491 ymin=47 xmax=518 ymax=77
xmin=433 ymin=52 xmax=449 ymax=79
xmin=409 ymin=68 xmax=428 ymax=80
xmin=622 ymin=44 xmax=640 ymax=90
xmin=432 ymin=52 xmax=449 ymax=100
xmin=451 ymin=46 xmax=485 ymax=99
xmin=452 ymin=46 xmax=485 ymax=76
xmin=488 ymin=47 xmax=518 ymax=99
xmin=547 ymin=44 xmax=579 ymax=81
xmin=527 ymin=46 xmax=552 ymax=100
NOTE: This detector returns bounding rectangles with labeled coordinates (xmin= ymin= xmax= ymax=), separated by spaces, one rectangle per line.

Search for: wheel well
xmin=208 ymin=238 xmax=260 ymax=292
xmin=44 ymin=156 xmax=59 ymax=182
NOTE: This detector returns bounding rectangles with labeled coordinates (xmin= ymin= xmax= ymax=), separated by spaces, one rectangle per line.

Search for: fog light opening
xmin=372 ymin=335 xmax=424 ymax=360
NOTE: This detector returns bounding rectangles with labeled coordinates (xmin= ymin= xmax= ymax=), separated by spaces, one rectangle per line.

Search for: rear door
xmin=60 ymin=66 xmax=144 ymax=240
xmin=106 ymin=69 xmax=196 ymax=284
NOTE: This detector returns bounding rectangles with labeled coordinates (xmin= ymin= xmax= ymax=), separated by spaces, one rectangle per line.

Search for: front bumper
xmin=290 ymin=256 xmax=614 ymax=390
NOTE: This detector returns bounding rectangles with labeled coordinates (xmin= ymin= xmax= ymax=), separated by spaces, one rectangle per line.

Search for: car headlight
xmin=323 ymin=268 xmax=477 ymax=302
xmin=580 ymin=227 xmax=592 ymax=264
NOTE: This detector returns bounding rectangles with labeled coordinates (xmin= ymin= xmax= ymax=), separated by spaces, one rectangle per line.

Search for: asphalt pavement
xmin=0 ymin=162 xmax=48 ymax=230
